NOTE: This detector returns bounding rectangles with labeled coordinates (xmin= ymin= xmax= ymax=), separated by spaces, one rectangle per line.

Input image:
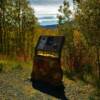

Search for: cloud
xmin=30 ymin=0 xmax=74 ymax=25
xmin=31 ymin=5 xmax=60 ymax=16
xmin=29 ymin=0 xmax=64 ymax=5
xmin=30 ymin=0 xmax=73 ymax=16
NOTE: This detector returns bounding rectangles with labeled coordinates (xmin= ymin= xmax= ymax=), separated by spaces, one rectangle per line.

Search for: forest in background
xmin=0 ymin=0 xmax=37 ymax=60
xmin=0 ymin=0 xmax=100 ymax=89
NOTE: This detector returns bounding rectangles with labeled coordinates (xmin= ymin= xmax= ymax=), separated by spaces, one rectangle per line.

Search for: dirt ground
xmin=0 ymin=64 xmax=99 ymax=100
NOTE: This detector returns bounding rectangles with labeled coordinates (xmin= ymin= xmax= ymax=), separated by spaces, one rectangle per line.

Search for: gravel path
xmin=0 ymin=68 xmax=97 ymax=100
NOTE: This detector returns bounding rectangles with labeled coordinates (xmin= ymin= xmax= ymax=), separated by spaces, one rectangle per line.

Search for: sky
xmin=29 ymin=0 xmax=73 ymax=26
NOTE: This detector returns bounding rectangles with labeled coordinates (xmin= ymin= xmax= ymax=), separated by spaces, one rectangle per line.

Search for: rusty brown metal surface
xmin=31 ymin=35 xmax=65 ymax=86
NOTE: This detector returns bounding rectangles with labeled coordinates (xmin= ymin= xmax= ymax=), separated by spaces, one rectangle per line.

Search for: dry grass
xmin=0 ymin=60 xmax=99 ymax=100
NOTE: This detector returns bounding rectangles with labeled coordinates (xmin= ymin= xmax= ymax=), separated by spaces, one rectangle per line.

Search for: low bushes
xmin=0 ymin=63 xmax=4 ymax=72
xmin=0 ymin=61 xmax=23 ymax=73
xmin=12 ymin=63 xmax=23 ymax=71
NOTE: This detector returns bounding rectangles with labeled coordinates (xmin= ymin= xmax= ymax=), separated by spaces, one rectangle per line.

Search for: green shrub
xmin=0 ymin=63 xmax=4 ymax=72
xmin=94 ymin=78 xmax=100 ymax=89
xmin=82 ymin=64 xmax=92 ymax=75
xmin=63 ymin=70 xmax=76 ymax=80
xmin=12 ymin=63 xmax=23 ymax=71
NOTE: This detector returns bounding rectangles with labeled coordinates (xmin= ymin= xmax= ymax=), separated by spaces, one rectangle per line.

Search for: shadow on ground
xmin=31 ymin=80 xmax=68 ymax=100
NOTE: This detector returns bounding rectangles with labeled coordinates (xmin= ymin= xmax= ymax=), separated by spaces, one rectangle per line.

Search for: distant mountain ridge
xmin=38 ymin=16 xmax=56 ymax=20
xmin=41 ymin=24 xmax=57 ymax=29
xmin=37 ymin=14 xmax=58 ymax=29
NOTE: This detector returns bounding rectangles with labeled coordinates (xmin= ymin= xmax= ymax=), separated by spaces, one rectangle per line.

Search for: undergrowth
xmin=0 ymin=63 xmax=4 ymax=72
xmin=63 ymin=64 xmax=100 ymax=90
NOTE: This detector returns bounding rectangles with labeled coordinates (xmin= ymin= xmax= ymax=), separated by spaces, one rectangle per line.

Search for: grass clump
xmin=63 ymin=69 xmax=76 ymax=81
xmin=0 ymin=63 xmax=4 ymax=72
xmin=12 ymin=63 xmax=23 ymax=71
xmin=63 ymin=64 xmax=93 ymax=82
xmin=94 ymin=78 xmax=100 ymax=89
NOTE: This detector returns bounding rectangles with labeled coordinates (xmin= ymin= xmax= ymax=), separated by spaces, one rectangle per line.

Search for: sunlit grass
xmin=0 ymin=58 xmax=32 ymax=73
